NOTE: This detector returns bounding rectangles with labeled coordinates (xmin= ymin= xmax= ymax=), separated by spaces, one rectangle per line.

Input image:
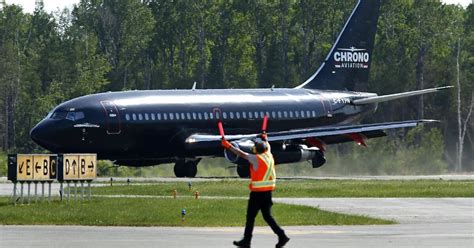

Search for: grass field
xmin=0 ymin=197 xmax=393 ymax=226
xmin=1 ymin=179 xmax=470 ymax=226
xmin=91 ymin=179 xmax=474 ymax=198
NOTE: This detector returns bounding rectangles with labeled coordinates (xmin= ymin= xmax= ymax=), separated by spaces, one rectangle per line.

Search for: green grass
xmin=92 ymin=179 xmax=474 ymax=198
xmin=0 ymin=197 xmax=393 ymax=226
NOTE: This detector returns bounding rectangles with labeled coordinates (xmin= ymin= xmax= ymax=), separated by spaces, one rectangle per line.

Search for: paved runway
xmin=1 ymin=198 xmax=472 ymax=248
xmin=1 ymin=222 xmax=472 ymax=248
xmin=0 ymin=177 xmax=473 ymax=247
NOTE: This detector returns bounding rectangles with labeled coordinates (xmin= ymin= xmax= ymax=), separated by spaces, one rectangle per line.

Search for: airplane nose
xmin=30 ymin=120 xmax=55 ymax=150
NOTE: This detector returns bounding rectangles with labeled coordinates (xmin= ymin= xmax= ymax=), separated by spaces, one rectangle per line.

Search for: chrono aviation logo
xmin=333 ymin=46 xmax=369 ymax=69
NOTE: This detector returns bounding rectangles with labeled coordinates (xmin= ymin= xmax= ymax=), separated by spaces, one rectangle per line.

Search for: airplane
xmin=30 ymin=0 xmax=451 ymax=178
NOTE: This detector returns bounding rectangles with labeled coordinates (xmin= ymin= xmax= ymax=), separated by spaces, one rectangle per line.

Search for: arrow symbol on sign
xmin=35 ymin=162 xmax=41 ymax=173
xmin=19 ymin=162 xmax=24 ymax=173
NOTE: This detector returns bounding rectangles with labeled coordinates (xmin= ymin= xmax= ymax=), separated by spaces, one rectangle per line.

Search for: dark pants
xmin=243 ymin=191 xmax=285 ymax=241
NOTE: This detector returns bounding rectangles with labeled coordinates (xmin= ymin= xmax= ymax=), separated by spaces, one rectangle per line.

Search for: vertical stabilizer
xmin=296 ymin=0 xmax=381 ymax=91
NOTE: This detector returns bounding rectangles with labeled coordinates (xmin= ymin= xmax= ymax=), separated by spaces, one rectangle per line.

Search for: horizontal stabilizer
xmin=352 ymin=86 xmax=453 ymax=105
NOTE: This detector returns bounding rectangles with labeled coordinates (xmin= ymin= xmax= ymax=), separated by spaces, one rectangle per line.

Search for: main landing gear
xmin=174 ymin=158 xmax=201 ymax=178
xmin=237 ymin=164 xmax=250 ymax=178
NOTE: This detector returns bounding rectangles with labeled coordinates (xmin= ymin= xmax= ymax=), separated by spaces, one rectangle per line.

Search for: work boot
xmin=233 ymin=238 xmax=251 ymax=248
xmin=275 ymin=234 xmax=290 ymax=248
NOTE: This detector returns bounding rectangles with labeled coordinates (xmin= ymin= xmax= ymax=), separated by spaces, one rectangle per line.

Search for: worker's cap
xmin=252 ymin=140 xmax=268 ymax=154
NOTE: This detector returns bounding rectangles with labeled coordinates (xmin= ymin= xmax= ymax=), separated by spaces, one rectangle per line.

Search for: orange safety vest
xmin=249 ymin=151 xmax=276 ymax=192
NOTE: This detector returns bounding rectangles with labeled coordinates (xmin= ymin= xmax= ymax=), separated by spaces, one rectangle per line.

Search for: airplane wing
xmin=184 ymin=119 xmax=438 ymax=149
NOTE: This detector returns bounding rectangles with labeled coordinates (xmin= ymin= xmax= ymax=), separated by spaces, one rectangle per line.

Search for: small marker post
xmin=194 ymin=191 xmax=200 ymax=200
xmin=181 ymin=208 xmax=186 ymax=222
xmin=188 ymin=181 xmax=192 ymax=191
xmin=172 ymin=189 xmax=177 ymax=199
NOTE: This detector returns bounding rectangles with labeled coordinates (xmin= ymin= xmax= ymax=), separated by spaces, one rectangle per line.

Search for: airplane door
xmin=101 ymin=101 xmax=121 ymax=134
xmin=322 ymin=97 xmax=333 ymax=117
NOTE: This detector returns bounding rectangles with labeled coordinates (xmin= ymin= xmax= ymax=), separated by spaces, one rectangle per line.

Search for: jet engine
xmin=224 ymin=140 xmax=326 ymax=168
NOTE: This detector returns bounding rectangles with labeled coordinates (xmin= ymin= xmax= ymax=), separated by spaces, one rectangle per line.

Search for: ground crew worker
xmin=222 ymin=132 xmax=290 ymax=248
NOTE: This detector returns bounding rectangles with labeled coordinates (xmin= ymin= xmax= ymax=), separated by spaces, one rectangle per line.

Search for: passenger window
xmin=157 ymin=113 xmax=161 ymax=120
xmin=278 ymin=111 xmax=282 ymax=118
xmin=125 ymin=114 xmax=130 ymax=121
xmin=260 ymin=112 xmax=265 ymax=118
xmin=151 ymin=113 xmax=155 ymax=120
xmin=132 ymin=113 xmax=137 ymax=121
xmin=192 ymin=113 xmax=197 ymax=120
xmin=243 ymin=112 xmax=247 ymax=119
xmin=187 ymin=113 xmax=191 ymax=120
xmin=198 ymin=113 xmax=202 ymax=120
xmin=283 ymin=111 xmax=288 ymax=118
xmin=163 ymin=113 xmax=167 ymax=120
xmin=138 ymin=113 xmax=143 ymax=121
xmin=175 ymin=113 xmax=180 ymax=120
xmin=170 ymin=113 xmax=174 ymax=120
xmin=210 ymin=112 xmax=214 ymax=120
xmin=312 ymin=111 xmax=316 ymax=117
xmin=145 ymin=113 xmax=149 ymax=120
xmin=204 ymin=112 xmax=209 ymax=120
xmin=254 ymin=112 xmax=258 ymax=118
xmin=306 ymin=110 xmax=311 ymax=117
xmin=223 ymin=112 xmax=227 ymax=119
xmin=295 ymin=111 xmax=299 ymax=118
xmin=181 ymin=113 xmax=185 ymax=120
xmin=271 ymin=111 xmax=276 ymax=119
xmin=229 ymin=112 xmax=234 ymax=119
xmin=301 ymin=111 xmax=305 ymax=118
xmin=289 ymin=111 xmax=293 ymax=118
xmin=236 ymin=112 xmax=240 ymax=119
xmin=215 ymin=112 xmax=220 ymax=119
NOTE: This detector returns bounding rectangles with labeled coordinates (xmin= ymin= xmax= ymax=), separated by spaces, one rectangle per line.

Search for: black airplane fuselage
xmin=31 ymin=88 xmax=376 ymax=164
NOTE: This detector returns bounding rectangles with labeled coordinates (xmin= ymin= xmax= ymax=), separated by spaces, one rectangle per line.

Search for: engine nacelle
xmin=224 ymin=141 xmax=326 ymax=168
xmin=224 ymin=140 xmax=253 ymax=165
xmin=273 ymin=145 xmax=325 ymax=168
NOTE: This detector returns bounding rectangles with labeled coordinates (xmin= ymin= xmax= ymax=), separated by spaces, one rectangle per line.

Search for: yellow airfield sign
xmin=8 ymin=154 xmax=57 ymax=181
xmin=59 ymin=154 xmax=97 ymax=181
xmin=8 ymin=153 xmax=96 ymax=182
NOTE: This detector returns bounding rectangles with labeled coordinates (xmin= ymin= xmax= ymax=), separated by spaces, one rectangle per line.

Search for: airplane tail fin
xmin=296 ymin=0 xmax=381 ymax=91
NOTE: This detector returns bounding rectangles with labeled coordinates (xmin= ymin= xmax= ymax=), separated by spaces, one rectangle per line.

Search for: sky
xmin=3 ymin=0 xmax=473 ymax=14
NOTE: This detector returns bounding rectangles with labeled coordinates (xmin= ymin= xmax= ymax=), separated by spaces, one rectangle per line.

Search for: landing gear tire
xmin=185 ymin=160 xmax=198 ymax=178
xmin=174 ymin=159 xmax=201 ymax=178
xmin=237 ymin=164 xmax=250 ymax=178
xmin=174 ymin=160 xmax=187 ymax=178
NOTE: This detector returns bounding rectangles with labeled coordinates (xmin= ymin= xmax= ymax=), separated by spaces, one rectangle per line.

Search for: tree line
xmin=0 ymin=0 xmax=472 ymax=174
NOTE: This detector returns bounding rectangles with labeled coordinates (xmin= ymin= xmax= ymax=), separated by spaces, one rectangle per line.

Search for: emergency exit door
xmin=101 ymin=101 xmax=121 ymax=134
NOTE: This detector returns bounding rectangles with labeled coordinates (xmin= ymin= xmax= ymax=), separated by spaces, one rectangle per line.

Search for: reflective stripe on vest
xmin=249 ymin=151 xmax=276 ymax=192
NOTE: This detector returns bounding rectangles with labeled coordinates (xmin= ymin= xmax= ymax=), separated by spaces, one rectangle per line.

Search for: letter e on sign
xmin=17 ymin=154 xmax=34 ymax=180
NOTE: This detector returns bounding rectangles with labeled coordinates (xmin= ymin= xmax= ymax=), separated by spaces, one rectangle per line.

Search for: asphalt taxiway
xmin=0 ymin=198 xmax=472 ymax=248
xmin=0 ymin=177 xmax=473 ymax=247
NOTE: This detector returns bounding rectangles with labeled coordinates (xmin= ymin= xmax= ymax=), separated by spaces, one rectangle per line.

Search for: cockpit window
xmin=51 ymin=111 xmax=67 ymax=119
xmin=52 ymin=111 xmax=85 ymax=121
xmin=66 ymin=111 xmax=85 ymax=121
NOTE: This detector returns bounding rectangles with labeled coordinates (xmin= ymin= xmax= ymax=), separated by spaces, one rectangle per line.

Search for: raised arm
xmin=222 ymin=139 xmax=249 ymax=160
